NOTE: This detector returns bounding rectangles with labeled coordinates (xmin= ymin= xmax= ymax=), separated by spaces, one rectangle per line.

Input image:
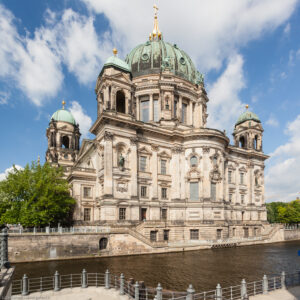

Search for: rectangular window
xmin=139 ymin=156 xmax=147 ymax=172
xmin=211 ymin=183 xmax=217 ymax=201
xmin=244 ymin=227 xmax=249 ymax=238
xmin=83 ymin=187 xmax=91 ymax=198
xmin=216 ymin=229 xmax=222 ymax=239
xmin=119 ymin=208 xmax=126 ymax=220
xmin=161 ymin=159 xmax=167 ymax=175
xmin=150 ymin=231 xmax=157 ymax=242
xmin=161 ymin=208 xmax=167 ymax=220
xmin=161 ymin=187 xmax=167 ymax=199
xmin=190 ymin=229 xmax=199 ymax=240
xmin=240 ymin=173 xmax=244 ymax=184
xmin=181 ymin=103 xmax=187 ymax=124
xmin=140 ymin=99 xmax=149 ymax=122
xmin=153 ymin=99 xmax=159 ymax=122
xmin=229 ymin=193 xmax=233 ymax=202
xmin=163 ymin=230 xmax=169 ymax=241
xmin=241 ymin=194 xmax=245 ymax=204
xmin=228 ymin=171 xmax=232 ymax=183
xmin=141 ymin=186 xmax=147 ymax=198
xmin=190 ymin=182 xmax=199 ymax=201
xmin=83 ymin=208 xmax=91 ymax=221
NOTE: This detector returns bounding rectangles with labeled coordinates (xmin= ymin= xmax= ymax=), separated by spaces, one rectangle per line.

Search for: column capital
xmin=104 ymin=131 xmax=113 ymax=141
xmin=130 ymin=136 xmax=139 ymax=145
xmin=172 ymin=146 xmax=184 ymax=153
xmin=151 ymin=144 xmax=159 ymax=151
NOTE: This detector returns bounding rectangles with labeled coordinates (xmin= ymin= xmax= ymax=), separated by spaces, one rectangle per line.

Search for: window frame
xmin=83 ymin=208 xmax=91 ymax=221
xmin=83 ymin=186 xmax=92 ymax=198
xmin=139 ymin=156 xmax=147 ymax=172
xmin=119 ymin=207 xmax=126 ymax=220
xmin=141 ymin=186 xmax=147 ymax=198
xmin=190 ymin=229 xmax=199 ymax=240
xmin=150 ymin=230 xmax=157 ymax=242
xmin=161 ymin=187 xmax=167 ymax=199
xmin=190 ymin=182 xmax=199 ymax=201
xmin=161 ymin=159 xmax=167 ymax=175
xmin=163 ymin=229 xmax=169 ymax=241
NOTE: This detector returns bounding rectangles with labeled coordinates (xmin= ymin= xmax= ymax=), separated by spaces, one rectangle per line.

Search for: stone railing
xmin=11 ymin=269 xmax=299 ymax=300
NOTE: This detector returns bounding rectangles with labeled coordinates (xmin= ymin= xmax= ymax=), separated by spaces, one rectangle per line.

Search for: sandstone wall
xmin=284 ymin=229 xmax=300 ymax=241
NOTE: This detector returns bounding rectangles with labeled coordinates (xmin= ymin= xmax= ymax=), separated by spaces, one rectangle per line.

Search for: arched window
xmin=62 ymin=136 xmax=69 ymax=149
xmin=190 ymin=156 xmax=197 ymax=167
xmin=253 ymin=135 xmax=258 ymax=150
xmin=116 ymin=90 xmax=126 ymax=113
xmin=239 ymin=136 xmax=246 ymax=148
xmin=99 ymin=238 xmax=108 ymax=250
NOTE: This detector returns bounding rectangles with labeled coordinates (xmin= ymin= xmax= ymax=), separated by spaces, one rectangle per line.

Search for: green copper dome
xmin=103 ymin=55 xmax=131 ymax=73
xmin=235 ymin=110 xmax=260 ymax=126
xmin=51 ymin=109 xmax=76 ymax=125
xmin=125 ymin=40 xmax=203 ymax=85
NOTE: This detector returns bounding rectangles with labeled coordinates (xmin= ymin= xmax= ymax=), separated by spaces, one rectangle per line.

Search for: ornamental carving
xmin=130 ymin=136 xmax=139 ymax=145
xmin=172 ymin=146 xmax=184 ymax=153
xmin=210 ymin=166 xmax=222 ymax=182
xmin=202 ymin=146 xmax=210 ymax=153
xmin=151 ymin=144 xmax=159 ymax=152
xmin=104 ymin=131 xmax=113 ymax=141
xmin=116 ymin=181 xmax=128 ymax=193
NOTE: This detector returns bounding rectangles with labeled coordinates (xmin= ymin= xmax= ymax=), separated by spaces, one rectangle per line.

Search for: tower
xmin=233 ymin=105 xmax=263 ymax=151
xmin=46 ymin=101 xmax=81 ymax=170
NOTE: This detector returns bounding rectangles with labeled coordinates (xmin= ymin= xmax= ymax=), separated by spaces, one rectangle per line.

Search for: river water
xmin=12 ymin=241 xmax=300 ymax=292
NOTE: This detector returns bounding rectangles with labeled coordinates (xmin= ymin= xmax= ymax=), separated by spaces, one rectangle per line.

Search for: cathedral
xmin=46 ymin=7 xmax=268 ymax=242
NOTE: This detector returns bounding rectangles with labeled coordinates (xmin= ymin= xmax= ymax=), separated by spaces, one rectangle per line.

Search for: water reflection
xmin=12 ymin=241 xmax=300 ymax=292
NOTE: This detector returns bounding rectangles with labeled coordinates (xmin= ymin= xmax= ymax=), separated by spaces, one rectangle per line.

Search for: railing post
xmin=134 ymin=281 xmax=139 ymax=300
xmin=281 ymin=271 xmax=286 ymax=289
xmin=120 ymin=273 xmax=125 ymax=295
xmin=82 ymin=269 xmax=88 ymax=288
xmin=156 ymin=283 xmax=162 ymax=300
xmin=241 ymin=279 xmax=248 ymax=300
xmin=263 ymin=275 xmax=268 ymax=294
xmin=46 ymin=226 xmax=50 ymax=234
xmin=33 ymin=227 xmax=36 ymax=235
xmin=216 ymin=283 xmax=222 ymax=300
xmin=186 ymin=284 xmax=195 ymax=300
xmin=1 ymin=228 xmax=10 ymax=269
xmin=105 ymin=269 xmax=110 ymax=289
xmin=22 ymin=274 xmax=29 ymax=296
xmin=54 ymin=271 xmax=60 ymax=291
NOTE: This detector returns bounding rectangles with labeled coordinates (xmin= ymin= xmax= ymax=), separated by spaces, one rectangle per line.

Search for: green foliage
xmin=267 ymin=199 xmax=300 ymax=224
xmin=0 ymin=162 xmax=75 ymax=227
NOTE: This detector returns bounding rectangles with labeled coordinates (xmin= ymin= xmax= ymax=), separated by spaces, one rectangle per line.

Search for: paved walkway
xmin=11 ymin=287 xmax=130 ymax=300
xmin=249 ymin=287 xmax=300 ymax=300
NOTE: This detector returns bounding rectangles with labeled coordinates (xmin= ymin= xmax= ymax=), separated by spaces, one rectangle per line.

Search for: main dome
xmin=125 ymin=40 xmax=202 ymax=85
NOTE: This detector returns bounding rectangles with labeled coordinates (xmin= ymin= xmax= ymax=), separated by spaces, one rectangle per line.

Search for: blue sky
xmin=0 ymin=0 xmax=300 ymax=202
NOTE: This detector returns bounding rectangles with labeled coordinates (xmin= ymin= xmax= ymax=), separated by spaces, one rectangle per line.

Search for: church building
xmin=46 ymin=7 xmax=268 ymax=242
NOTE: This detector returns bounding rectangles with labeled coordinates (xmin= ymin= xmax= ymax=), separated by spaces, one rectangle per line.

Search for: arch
xmin=116 ymin=90 xmax=126 ymax=113
xmin=62 ymin=136 xmax=70 ymax=149
xmin=99 ymin=237 xmax=108 ymax=250
xmin=253 ymin=135 xmax=258 ymax=150
xmin=239 ymin=136 xmax=246 ymax=149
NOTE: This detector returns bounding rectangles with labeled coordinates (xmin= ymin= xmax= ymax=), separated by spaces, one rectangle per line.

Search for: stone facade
xmin=46 ymin=17 xmax=269 ymax=244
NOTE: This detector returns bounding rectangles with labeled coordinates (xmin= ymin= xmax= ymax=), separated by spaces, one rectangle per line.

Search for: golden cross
xmin=153 ymin=4 xmax=158 ymax=16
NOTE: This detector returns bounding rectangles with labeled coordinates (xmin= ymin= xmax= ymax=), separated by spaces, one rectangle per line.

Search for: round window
xmin=180 ymin=57 xmax=186 ymax=65
xmin=142 ymin=53 xmax=149 ymax=61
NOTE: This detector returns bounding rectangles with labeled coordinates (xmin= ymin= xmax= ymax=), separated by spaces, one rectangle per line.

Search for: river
xmin=12 ymin=241 xmax=300 ymax=292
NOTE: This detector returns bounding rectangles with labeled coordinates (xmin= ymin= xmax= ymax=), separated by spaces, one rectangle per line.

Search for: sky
xmin=0 ymin=0 xmax=300 ymax=202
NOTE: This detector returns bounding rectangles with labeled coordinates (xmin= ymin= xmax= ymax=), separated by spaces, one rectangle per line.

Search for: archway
xmin=116 ymin=90 xmax=126 ymax=113
xmin=99 ymin=237 xmax=108 ymax=250
xmin=254 ymin=135 xmax=258 ymax=150
xmin=62 ymin=136 xmax=69 ymax=149
xmin=239 ymin=136 xmax=246 ymax=148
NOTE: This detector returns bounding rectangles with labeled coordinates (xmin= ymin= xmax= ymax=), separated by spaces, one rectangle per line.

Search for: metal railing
xmin=11 ymin=269 xmax=300 ymax=300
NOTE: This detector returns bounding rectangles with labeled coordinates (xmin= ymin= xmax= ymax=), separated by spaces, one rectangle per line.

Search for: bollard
xmin=22 ymin=274 xmax=29 ymax=296
xmin=156 ymin=283 xmax=163 ymax=300
xmin=54 ymin=271 xmax=60 ymax=291
xmin=134 ymin=281 xmax=139 ymax=300
xmin=241 ymin=279 xmax=247 ymax=300
xmin=120 ymin=273 xmax=125 ymax=295
xmin=105 ymin=269 xmax=110 ymax=289
xmin=216 ymin=283 xmax=222 ymax=300
xmin=1 ymin=228 xmax=10 ymax=269
xmin=263 ymin=275 xmax=268 ymax=294
xmin=82 ymin=269 xmax=88 ymax=288
xmin=186 ymin=284 xmax=195 ymax=300
xmin=281 ymin=271 xmax=286 ymax=289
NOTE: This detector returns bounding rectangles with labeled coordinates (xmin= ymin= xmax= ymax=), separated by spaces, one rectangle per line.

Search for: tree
xmin=267 ymin=199 xmax=300 ymax=224
xmin=0 ymin=161 xmax=75 ymax=227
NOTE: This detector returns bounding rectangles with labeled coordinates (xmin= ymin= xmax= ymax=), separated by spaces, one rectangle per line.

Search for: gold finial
xmin=150 ymin=4 xmax=162 ymax=40
xmin=245 ymin=104 xmax=249 ymax=110
xmin=62 ymin=100 xmax=66 ymax=110
xmin=113 ymin=48 xmax=118 ymax=56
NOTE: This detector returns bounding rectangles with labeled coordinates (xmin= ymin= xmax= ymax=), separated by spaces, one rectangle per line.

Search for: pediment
xmin=138 ymin=146 xmax=152 ymax=155
xmin=158 ymin=150 xmax=171 ymax=158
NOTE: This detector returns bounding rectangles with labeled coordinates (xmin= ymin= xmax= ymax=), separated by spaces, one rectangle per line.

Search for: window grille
xmin=119 ymin=208 xmax=126 ymax=220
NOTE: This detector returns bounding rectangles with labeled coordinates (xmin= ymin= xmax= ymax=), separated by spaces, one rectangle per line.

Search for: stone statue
xmin=118 ymin=153 xmax=125 ymax=169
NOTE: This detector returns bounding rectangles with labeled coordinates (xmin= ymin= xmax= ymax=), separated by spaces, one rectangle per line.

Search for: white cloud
xmin=266 ymin=115 xmax=279 ymax=127
xmin=82 ymin=0 xmax=297 ymax=72
xmin=69 ymin=101 xmax=92 ymax=138
xmin=284 ymin=23 xmax=291 ymax=35
xmin=0 ymin=91 xmax=10 ymax=105
xmin=265 ymin=115 xmax=300 ymax=202
xmin=207 ymin=54 xmax=246 ymax=133
xmin=0 ymin=165 xmax=23 ymax=181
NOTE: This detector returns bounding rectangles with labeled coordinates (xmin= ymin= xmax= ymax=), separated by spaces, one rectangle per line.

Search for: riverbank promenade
xmin=250 ymin=286 xmax=300 ymax=299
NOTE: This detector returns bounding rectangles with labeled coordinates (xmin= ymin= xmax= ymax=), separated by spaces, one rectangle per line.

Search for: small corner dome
xmin=235 ymin=110 xmax=260 ymax=126
xmin=103 ymin=54 xmax=131 ymax=73
xmin=51 ymin=109 xmax=76 ymax=125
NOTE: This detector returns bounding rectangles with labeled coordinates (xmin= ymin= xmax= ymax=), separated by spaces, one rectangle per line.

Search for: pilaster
xmin=104 ymin=131 xmax=113 ymax=196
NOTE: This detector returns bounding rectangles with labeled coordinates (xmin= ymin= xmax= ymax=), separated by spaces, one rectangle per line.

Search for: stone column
xmin=171 ymin=147 xmax=182 ymax=200
xmin=149 ymin=94 xmax=153 ymax=121
xmin=130 ymin=137 xmax=138 ymax=198
xmin=202 ymin=147 xmax=211 ymax=199
xmin=248 ymin=162 xmax=254 ymax=205
xmin=136 ymin=97 xmax=140 ymax=120
xmin=194 ymin=102 xmax=201 ymax=128
xmin=188 ymin=100 xmax=193 ymax=126
xmin=151 ymin=145 xmax=158 ymax=200
xmin=105 ymin=86 xmax=110 ymax=110
xmin=104 ymin=132 xmax=113 ymax=196
xmin=178 ymin=95 xmax=182 ymax=121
